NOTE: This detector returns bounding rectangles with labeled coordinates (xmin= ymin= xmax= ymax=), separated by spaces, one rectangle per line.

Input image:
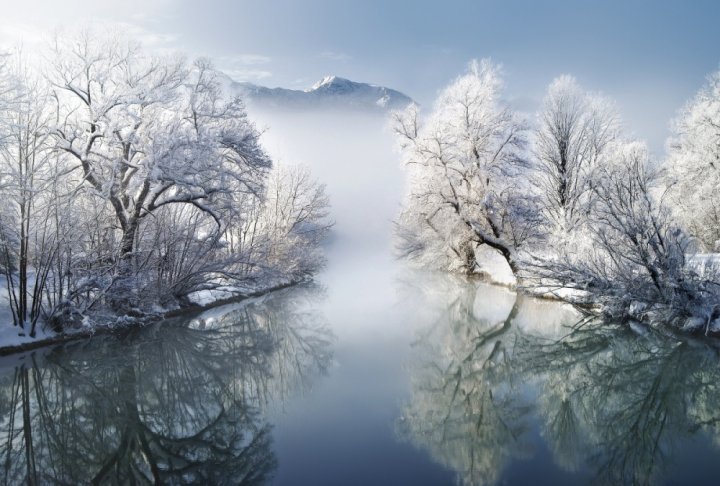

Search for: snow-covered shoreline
xmin=0 ymin=279 xmax=304 ymax=357
xmin=468 ymin=250 xmax=720 ymax=338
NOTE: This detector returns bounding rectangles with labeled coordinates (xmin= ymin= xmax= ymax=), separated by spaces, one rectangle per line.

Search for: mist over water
xmin=249 ymin=107 xmax=407 ymax=339
xmin=251 ymin=108 xmax=404 ymax=252
xmin=246 ymin=108 xmax=451 ymax=485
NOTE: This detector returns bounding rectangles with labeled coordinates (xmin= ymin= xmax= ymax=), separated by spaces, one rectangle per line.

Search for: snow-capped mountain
xmin=228 ymin=75 xmax=414 ymax=112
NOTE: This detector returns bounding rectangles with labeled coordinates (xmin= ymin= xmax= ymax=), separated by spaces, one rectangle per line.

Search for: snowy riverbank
xmin=0 ymin=279 xmax=304 ymax=356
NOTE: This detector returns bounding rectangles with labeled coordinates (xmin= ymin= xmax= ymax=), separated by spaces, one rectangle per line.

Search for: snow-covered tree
xmin=47 ymin=33 xmax=273 ymax=309
xmin=0 ymin=52 xmax=63 ymax=336
xmin=157 ymin=163 xmax=332 ymax=303
xmin=528 ymin=141 xmax=720 ymax=329
xmin=664 ymin=68 xmax=720 ymax=250
xmin=233 ymin=163 xmax=331 ymax=280
xmin=394 ymin=60 xmax=539 ymax=281
xmin=0 ymin=32 xmax=331 ymax=333
xmin=533 ymin=75 xmax=620 ymax=233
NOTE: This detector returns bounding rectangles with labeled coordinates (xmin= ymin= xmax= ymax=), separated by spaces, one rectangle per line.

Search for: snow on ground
xmin=472 ymin=247 xmax=590 ymax=303
xmin=473 ymin=246 xmax=516 ymax=286
xmin=0 ymin=270 xmax=59 ymax=349
xmin=190 ymin=288 xmax=243 ymax=306
xmin=0 ymin=322 xmax=55 ymax=349
xmin=0 ymin=288 xmax=56 ymax=348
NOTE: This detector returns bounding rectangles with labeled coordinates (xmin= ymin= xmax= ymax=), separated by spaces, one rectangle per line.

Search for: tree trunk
xmin=111 ymin=219 xmax=140 ymax=312
xmin=464 ymin=219 xmax=524 ymax=287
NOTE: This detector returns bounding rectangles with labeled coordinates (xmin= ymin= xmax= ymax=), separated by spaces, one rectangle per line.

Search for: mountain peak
xmin=231 ymin=74 xmax=414 ymax=112
xmin=309 ymin=75 xmax=339 ymax=91
xmin=308 ymin=75 xmax=362 ymax=94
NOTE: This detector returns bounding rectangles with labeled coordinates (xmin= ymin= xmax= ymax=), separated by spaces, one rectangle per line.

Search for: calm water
xmin=3 ymin=253 xmax=720 ymax=485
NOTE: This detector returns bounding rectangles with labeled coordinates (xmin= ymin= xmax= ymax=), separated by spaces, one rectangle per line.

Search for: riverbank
xmin=0 ymin=279 xmax=305 ymax=357
xmin=468 ymin=261 xmax=720 ymax=341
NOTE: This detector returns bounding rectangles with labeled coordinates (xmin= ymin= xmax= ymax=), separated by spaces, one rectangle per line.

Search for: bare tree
xmin=0 ymin=52 xmax=61 ymax=336
xmin=0 ymin=31 xmax=333 ymax=336
xmin=240 ymin=163 xmax=332 ymax=279
xmin=528 ymin=141 xmax=720 ymax=330
xmin=47 ymin=33 xmax=271 ymax=309
xmin=533 ymin=75 xmax=620 ymax=234
xmin=393 ymin=60 xmax=539 ymax=282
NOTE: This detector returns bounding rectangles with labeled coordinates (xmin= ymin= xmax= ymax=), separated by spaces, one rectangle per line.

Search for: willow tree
xmin=394 ymin=60 xmax=539 ymax=281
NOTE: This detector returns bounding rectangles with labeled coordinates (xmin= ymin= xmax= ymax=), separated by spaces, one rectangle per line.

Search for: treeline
xmin=0 ymin=32 xmax=331 ymax=337
xmin=394 ymin=60 xmax=720 ymax=333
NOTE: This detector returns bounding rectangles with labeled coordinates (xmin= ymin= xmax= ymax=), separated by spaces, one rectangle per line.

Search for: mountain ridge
xmin=225 ymin=74 xmax=415 ymax=112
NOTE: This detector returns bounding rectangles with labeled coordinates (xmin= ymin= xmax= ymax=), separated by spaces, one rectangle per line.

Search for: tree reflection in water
xmin=0 ymin=284 xmax=332 ymax=485
xmin=523 ymin=329 xmax=720 ymax=485
xmin=399 ymin=273 xmax=720 ymax=486
xmin=397 ymin=276 xmax=535 ymax=486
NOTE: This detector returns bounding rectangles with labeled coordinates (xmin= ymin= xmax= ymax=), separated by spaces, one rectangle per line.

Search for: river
xmin=3 ymin=260 xmax=720 ymax=484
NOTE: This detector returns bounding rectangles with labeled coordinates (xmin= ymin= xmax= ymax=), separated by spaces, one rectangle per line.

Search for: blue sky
xmin=1 ymin=0 xmax=719 ymax=153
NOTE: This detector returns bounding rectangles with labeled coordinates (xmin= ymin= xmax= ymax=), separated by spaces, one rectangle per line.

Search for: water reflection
xmin=521 ymin=328 xmax=717 ymax=485
xmin=0 ymin=285 xmax=332 ymax=484
xmin=397 ymin=277 xmax=535 ymax=486
xmin=399 ymin=274 xmax=720 ymax=486
xmin=3 ymin=273 xmax=720 ymax=485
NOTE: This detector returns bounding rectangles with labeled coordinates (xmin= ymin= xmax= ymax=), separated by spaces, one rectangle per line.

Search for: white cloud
xmin=217 ymin=54 xmax=272 ymax=66
xmin=216 ymin=54 xmax=273 ymax=82
xmin=0 ymin=23 xmax=46 ymax=50
xmin=108 ymin=21 xmax=179 ymax=49
xmin=0 ymin=18 xmax=180 ymax=57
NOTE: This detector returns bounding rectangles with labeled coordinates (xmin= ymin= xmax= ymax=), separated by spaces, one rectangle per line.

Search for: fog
xmin=241 ymin=107 xmax=585 ymax=484
xmin=248 ymin=107 xmax=522 ymax=339
xmin=250 ymin=107 xmax=404 ymax=253
xmin=249 ymin=107 xmax=408 ymax=340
